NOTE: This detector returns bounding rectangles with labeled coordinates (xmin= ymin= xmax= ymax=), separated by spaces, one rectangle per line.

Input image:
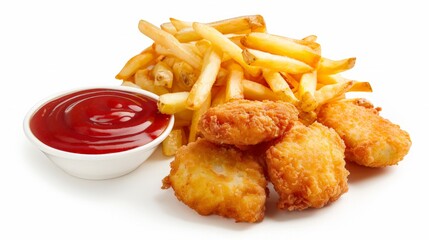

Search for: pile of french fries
xmin=115 ymin=15 xmax=372 ymax=156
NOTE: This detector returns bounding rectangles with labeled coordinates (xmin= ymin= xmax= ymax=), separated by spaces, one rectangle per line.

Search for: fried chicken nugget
xmin=162 ymin=138 xmax=267 ymax=223
xmin=317 ymin=98 xmax=412 ymax=167
xmin=266 ymin=122 xmax=349 ymax=211
xmin=198 ymin=99 xmax=298 ymax=146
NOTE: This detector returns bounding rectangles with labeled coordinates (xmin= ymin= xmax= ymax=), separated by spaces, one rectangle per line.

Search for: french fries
xmin=241 ymin=32 xmax=321 ymax=67
xmin=186 ymin=47 xmax=222 ymax=110
xmin=174 ymin=15 xmax=266 ymax=43
xmin=138 ymin=20 xmax=202 ymax=69
xmin=117 ymin=15 xmax=371 ymax=156
xmin=242 ymin=48 xmax=313 ymax=74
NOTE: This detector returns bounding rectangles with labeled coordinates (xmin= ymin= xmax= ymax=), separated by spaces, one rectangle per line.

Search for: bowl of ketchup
xmin=23 ymin=86 xmax=174 ymax=180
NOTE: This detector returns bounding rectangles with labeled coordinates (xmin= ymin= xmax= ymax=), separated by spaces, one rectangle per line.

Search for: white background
xmin=1 ymin=0 xmax=428 ymax=239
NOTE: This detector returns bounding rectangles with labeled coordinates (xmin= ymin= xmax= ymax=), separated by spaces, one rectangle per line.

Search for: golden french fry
xmin=152 ymin=61 xmax=173 ymax=88
xmin=214 ymin=67 xmax=228 ymax=86
xmin=302 ymin=35 xmax=318 ymax=42
xmin=160 ymin=22 xmax=177 ymax=34
xmin=138 ymin=20 xmax=202 ymax=69
xmin=194 ymin=39 xmax=212 ymax=56
xmin=175 ymin=15 xmax=266 ymax=43
xmin=280 ymin=72 xmax=300 ymax=90
xmin=162 ymin=128 xmax=187 ymax=156
xmin=211 ymin=86 xmax=226 ymax=107
xmin=241 ymin=32 xmax=321 ymax=67
xmin=315 ymin=80 xmax=354 ymax=105
xmin=134 ymin=69 xmax=169 ymax=95
xmin=186 ymin=47 xmax=222 ymax=110
xmin=242 ymin=79 xmax=279 ymax=101
xmin=192 ymin=22 xmax=261 ymax=77
xmin=115 ymin=52 xmax=155 ymax=80
xmin=172 ymin=60 xmax=199 ymax=91
xmin=225 ymin=63 xmax=244 ymax=101
xmin=188 ymin=92 xmax=211 ymax=142
xmin=350 ymin=81 xmax=372 ymax=92
xmin=157 ymin=91 xmax=190 ymax=114
xmin=317 ymin=57 xmax=356 ymax=74
xmin=318 ymin=74 xmax=372 ymax=92
xmin=169 ymin=18 xmax=192 ymax=30
xmin=242 ymin=48 xmax=313 ymax=74
xmin=298 ymin=71 xmax=318 ymax=112
xmin=161 ymin=56 xmax=176 ymax=68
xmin=262 ymin=69 xmax=298 ymax=104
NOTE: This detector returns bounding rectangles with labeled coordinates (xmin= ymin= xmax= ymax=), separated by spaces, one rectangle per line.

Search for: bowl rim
xmin=23 ymin=85 xmax=175 ymax=160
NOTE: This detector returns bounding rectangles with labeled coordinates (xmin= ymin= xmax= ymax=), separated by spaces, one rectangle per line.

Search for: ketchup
xmin=30 ymin=88 xmax=171 ymax=154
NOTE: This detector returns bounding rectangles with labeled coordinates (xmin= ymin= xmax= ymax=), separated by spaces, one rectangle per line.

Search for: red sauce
xmin=30 ymin=88 xmax=171 ymax=154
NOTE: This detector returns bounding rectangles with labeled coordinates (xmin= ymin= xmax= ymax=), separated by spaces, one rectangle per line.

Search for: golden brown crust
xmin=317 ymin=99 xmax=412 ymax=167
xmin=266 ymin=122 xmax=349 ymax=211
xmin=198 ymin=99 xmax=298 ymax=146
xmin=163 ymin=138 xmax=267 ymax=223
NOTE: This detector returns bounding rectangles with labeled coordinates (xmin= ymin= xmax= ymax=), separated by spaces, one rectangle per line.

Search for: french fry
xmin=350 ymin=81 xmax=372 ymax=92
xmin=280 ymin=72 xmax=300 ymax=90
xmin=138 ymin=20 xmax=202 ymax=69
xmin=318 ymin=74 xmax=372 ymax=92
xmin=194 ymin=39 xmax=212 ymax=56
xmin=115 ymin=52 xmax=155 ymax=80
xmin=214 ymin=67 xmax=228 ymax=86
xmin=315 ymin=80 xmax=354 ymax=105
xmin=134 ymin=69 xmax=169 ymax=95
xmin=242 ymin=79 xmax=279 ymax=101
xmin=152 ymin=61 xmax=174 ymax=88
xmin=186 ymin=47 xmax=222 ymax=110
xmin=192 ymin=22 xmax=261 ymax=77
xmin=225 ymin=63 xmax=244 ymax=101
xmin=169 ymin=18 xmax=192 ymax=30
xmin=302 ymin=34 xmax=318 ymax=42
xmin=162 ymin=128 xmax=187 ymax=156
xmin=242 ymin=48 xmax=313 ymax=74
xmin=263 ymin=69 xmax=298 ymax=104
xmin=298 ymin=71 xmax=318 ymax=112
xmin=175 ymin=15 xmax=266 ymax=43
xmin=211 ymin=86 xmax=226 ymax=107
xmin=241 ymin=32 xmax=321 ymax=67
xmin=172 ymin=60 xmax=199 ymax=91
xmin=317 ymin=57 xmax=356 ymax=74
xmin=157 ymin=91 xmax=190 ymax=114
xmin=188 ymin=92 xmax=211 ymax=142
xmin=160 ymin=22 xmax=177 ymax=34
xmin=161 ymin=56 xmax=176 ymax=68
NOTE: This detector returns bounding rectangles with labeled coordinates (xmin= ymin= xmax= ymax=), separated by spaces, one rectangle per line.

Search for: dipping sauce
xmin=30 ymin=88 xmax=171 ymax=154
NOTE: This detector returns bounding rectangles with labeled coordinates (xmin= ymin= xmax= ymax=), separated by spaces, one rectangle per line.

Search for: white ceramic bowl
xmin=23 ymin=86 xmax=174 ymax=180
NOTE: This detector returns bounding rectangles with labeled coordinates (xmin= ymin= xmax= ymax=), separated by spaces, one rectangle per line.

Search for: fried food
xmin=162 ymin=138 xmax=267 ymax=223
xmin=266 ymin=122 xmax=349 ymax=211
xmin=317 ymin=98 xmax=412 ymax=167
xmin=198 ymin=99 xmax=298 ymax=146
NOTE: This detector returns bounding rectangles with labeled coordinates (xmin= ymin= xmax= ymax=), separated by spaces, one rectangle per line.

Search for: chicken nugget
xmin=162 ymin=138 xmax=267 ymax=223
xmin=198 ymin=99 xmax=298 ymax=146
xmin=266 ymin=122 xmax=349 ymax=211
xmin=317 ymin=98 xmax=412 ymax=167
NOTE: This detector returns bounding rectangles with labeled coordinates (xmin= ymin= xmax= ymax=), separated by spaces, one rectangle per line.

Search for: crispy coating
xmin=162 ymin=138 xmax=267 ymax=223
xmin=198 ymin=99 xmax=298 ymax=146
xmin=317 ymin=98 xmax=412 ymax=167
xmin=266 ymin=122 xmax=349 ymax=211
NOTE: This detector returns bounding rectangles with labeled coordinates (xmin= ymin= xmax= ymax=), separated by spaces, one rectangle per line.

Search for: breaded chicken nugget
xmin=266 ymin=122 xmax=349 ymax=211
xmin=317 ymin=98 xmax=412 ymax=167
xmin=162 ymin=138 xmax=267 ymax=223
xmin=198 ymin=99 xmax=298 ymax=146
